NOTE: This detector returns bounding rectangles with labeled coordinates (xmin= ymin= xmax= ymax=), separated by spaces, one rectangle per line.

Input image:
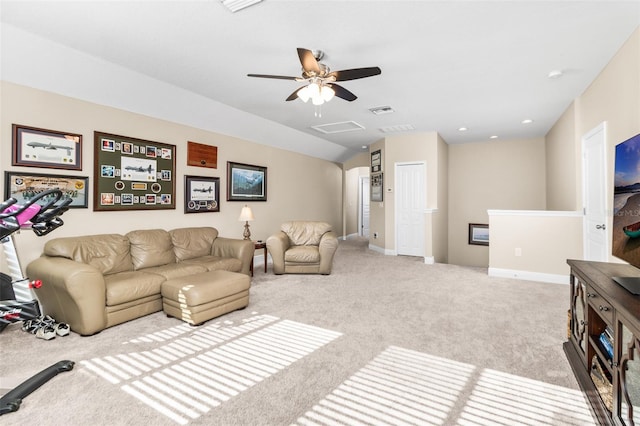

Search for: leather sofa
xmin=266 ymin=221 xmax=338 ymax=275
xmin=26 ymin=227 xmax=253 ymax=335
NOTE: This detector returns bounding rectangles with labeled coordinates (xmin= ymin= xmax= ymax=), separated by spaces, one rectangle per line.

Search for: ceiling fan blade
xmin=297 ymin=48 xmax=321 ymax=75
xmin=247 ymin=73 xmax=299 ymax=80
xmin=330 ymin=84 xmax=357 ymax=102
xmin=285 ymin=87 xmax=306 ymax=101
xmin=328 ymin=67 xmax=382 ymax=82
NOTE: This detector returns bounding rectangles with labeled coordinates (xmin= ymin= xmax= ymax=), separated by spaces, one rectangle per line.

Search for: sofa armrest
xmin=211 ymin=237 xmax=254 ymax=276
xmin=266 ymin=231 xmax=290 ymax=275
xmin=26 ymin=257 xmax=108 ymax=336
xmin=318 ymin=231 xmax=339 ymax=274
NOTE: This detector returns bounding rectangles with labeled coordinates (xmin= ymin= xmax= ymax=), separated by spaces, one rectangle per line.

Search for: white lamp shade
xmin=238 ymin=205 xmax=254 ymax=221
xmin=321 ymin=85 xmax=335 ymax=102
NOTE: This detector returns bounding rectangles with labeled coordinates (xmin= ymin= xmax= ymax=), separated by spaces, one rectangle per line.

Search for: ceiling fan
xmin=247 ymin=48 xmax=382 ymax=105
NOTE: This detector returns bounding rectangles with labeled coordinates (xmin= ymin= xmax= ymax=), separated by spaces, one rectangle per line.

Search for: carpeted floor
xmin=0 ymin=237 xmax=595 ymax=425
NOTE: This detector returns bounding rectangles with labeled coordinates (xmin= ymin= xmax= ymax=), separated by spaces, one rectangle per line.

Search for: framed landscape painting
xmin=469 ymin=223 xmax=489 ymax=246
xmin=226 ymin=161 xmax=267 ymax=201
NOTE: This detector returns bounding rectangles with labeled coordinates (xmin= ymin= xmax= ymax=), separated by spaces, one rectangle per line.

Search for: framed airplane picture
xmin=12 ymin=124 xmax=83 ymax=170
xmin=184 ymin=175 xmax=220 ymax=213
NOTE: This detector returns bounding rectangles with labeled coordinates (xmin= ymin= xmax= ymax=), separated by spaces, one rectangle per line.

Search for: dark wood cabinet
xmin=566 ymin=259 xmax=640 ymax=425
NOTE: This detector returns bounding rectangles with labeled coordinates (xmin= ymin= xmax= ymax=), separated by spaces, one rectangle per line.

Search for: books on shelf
xmin=599 ymin=326 xmax=614 ymax=361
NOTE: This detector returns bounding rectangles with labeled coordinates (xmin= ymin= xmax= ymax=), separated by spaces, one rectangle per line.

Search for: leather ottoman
xmin=161 ymin=270 xmax=250 ymax=325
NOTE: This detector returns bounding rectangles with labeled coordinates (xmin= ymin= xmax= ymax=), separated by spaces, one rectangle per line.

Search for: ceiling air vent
xmin=369 ymin=106 xmax=395 ymax=115
xmin=311 ymin=121 xmax=365 ymax=134
xmin=379 ymin=124 xmax=415 ymax=133
xmin=220 ymin=0 xmax=263 ymax=13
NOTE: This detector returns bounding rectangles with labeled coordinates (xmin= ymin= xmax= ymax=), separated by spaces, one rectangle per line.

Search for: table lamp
xmin=238 ymin=205 xmax=254 ymax=240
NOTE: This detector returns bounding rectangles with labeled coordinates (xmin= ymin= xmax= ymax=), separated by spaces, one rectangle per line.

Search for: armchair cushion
xmin=281 ymin=221 xmax=332 ymax=246
xmin=285 ymin=246 xmax=321 ymax=263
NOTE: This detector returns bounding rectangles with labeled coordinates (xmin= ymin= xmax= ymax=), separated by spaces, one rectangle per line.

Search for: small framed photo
xmin=5 ymin=171 xmax=89 ymax=208
xmin=371 ymin=149 xmax=382 ymax=173
xmin=12 ymin=124 xmax=82 ymax=170
xmin=185 ymin=175 xmax=220 ymax=213
xmin=469 ymin=223 xmax=489 ymax=246
xmin=371 ymin=172 xmax=383 ymax=202
xmin=227 ymin=162 xmax=267 ymax=202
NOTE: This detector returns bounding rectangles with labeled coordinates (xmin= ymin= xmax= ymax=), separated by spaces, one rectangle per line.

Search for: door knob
xmin=596 ymin=224 xmax=606 ymax=230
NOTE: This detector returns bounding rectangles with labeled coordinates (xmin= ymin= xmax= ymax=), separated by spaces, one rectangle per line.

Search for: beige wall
xmin=543 ymin=28 xmax=639 ymax=265
xmin=448 ymin=138 xmax=547 ymax=267
xmin=367 ymin=132 xmax=445 ymax=257
xmin=545 ymin=103 xmax=578 ymax=211
xmin=1 ymin=82 xmax=343 ymax=271
xmin=489 ymin=211 xmax=583 ymax=278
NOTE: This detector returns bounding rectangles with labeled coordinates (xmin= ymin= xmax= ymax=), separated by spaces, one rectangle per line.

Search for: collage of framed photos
xmin=6 ymin=123 xmax=268 ymax=214
xmin=94 ymin=131 xmax=176 ymax=211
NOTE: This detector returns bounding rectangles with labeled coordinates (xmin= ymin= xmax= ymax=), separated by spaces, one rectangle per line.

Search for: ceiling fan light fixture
xmin=297 ymin=86 xmax=310 ymax=103
xmin=321 ymin=85 xmax=335 ymax=102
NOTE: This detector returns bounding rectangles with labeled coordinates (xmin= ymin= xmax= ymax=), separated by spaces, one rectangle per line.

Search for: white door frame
xmin=358 ymin=176 xmax=370 ymax=237
xmin=394 ymin=161 xmax=426 ymax=256
xmin=582 ymin=121 xmax=608 ymax=261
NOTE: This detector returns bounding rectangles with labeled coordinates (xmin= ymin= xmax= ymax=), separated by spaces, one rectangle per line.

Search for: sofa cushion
xmin=141 ymin=263 xmax=208 ymax=280
xmin=104 ymin=271 xmax=166 ymax=306
xmin=170 ymin=227 xmax=219 ymax=261
xmin=126 ymin=229 xmax=175 ymax=270
xmin=281 ymin=221 xmax=332 ymax=246
xmin=181 ymin=256 xmax=243 ymax=272
xmin=43 ymin=234 xmax=133 ymax=275
xmin=284 ymin=246 xmax=321 ymax=263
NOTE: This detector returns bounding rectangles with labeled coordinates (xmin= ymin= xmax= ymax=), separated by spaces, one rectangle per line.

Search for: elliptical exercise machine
xmin=0 ymin=189 xmax=75 ymax=415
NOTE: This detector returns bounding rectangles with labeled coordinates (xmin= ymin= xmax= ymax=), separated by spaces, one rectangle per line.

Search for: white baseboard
xmin=488 ymin=267 xmax=569 ymax=285
xmin=367 ymin=244 xmax=397 ymax=256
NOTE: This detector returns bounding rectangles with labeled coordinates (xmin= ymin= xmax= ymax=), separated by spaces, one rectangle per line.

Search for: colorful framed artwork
xmin=12 ymin=124 xmax=82 ymax=170
xmin=185 ymin=175 xmax=220 ymax=213
xmin=4 ymin=171 xmax=89 ymax=208
xmin=226 ymin=161 xmax=267 ymax=202
xmin=93 ymin=131 xmax=176 ymax=211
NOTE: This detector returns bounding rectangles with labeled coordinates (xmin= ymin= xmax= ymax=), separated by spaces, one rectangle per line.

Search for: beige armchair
xmin=267 ymin=221 xmax=338 ymax=275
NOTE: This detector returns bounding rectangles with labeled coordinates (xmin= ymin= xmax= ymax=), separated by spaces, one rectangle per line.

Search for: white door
xmin=583 ymin=122 xmax=608 ymax=261
xmin=360 ymin=176 xmax=370 ymax=237
xmin=396 ymin=163 xmax=425 ymax=256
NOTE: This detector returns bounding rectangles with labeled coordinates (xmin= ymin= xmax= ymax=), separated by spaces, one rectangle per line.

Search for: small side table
xmin=252 ymin=241 xmax=267 ymax=276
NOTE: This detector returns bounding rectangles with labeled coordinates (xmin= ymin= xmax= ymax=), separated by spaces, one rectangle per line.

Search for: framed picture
xmin=93 ymin=131 xmax=176 ymax=211
xmin=4 ymin=171 xmax=89 ymax=208
xmin=12 ymin=124 xmax=82 ymax=170
xmin=371 ymin=172 xmax=383 ymax=202
xmin=227 ymin=161 xmax=267 ymax=201
xmin=184 ymin=175 xmax=220 ymax=213
xmin=371 ymin=149 xmax=382 ymax=173
xmin=469 ymin=223 xmax=489 ymax=246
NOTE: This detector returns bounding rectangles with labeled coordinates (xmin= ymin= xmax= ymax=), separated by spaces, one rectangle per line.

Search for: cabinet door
xmin=616 ymin=312 xmax=640 ymax=425
xmin=570 ymin=273 xmax=588 ymax=359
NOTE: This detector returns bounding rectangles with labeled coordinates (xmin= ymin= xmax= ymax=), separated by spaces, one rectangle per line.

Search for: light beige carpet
xmin=0 ymin=237 xmax=595 ymax=425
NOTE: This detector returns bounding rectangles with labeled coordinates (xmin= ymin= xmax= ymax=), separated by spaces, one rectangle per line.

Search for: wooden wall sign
xmin=187 ymin=141 xmax=218 ymax=168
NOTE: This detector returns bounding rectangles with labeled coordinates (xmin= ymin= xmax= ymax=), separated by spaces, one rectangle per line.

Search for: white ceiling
xmin=1 ymin=1 xmax=639 ymax=163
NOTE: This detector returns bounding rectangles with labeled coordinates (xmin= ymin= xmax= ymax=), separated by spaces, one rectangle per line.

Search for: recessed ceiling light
xmin=458 ymin=127 xmax=468 ymax=132
xmin=362 ymin=145 xmax=367 ymax=150
xmin=521 ymin=119 xmax=534 ymax=124
xmin=548 ymin=70 xmax=563 ymax=79
xmin=490 ymin=135 xmax=499 ymax=139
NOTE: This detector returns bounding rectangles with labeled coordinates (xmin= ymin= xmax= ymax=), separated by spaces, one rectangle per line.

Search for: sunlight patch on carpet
xmin=457 ymin=369 xmax=595 ymax=426
xmin=79 ymin=314 xmax=342 ymax=424
xmin=293 ymin=346 xmax=476 ymax=425
xmin=293 ymin=346 xmax=594 ymax=426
